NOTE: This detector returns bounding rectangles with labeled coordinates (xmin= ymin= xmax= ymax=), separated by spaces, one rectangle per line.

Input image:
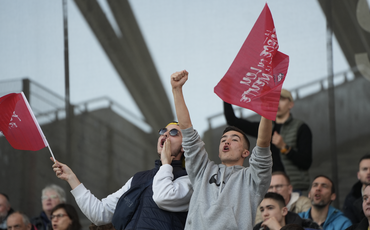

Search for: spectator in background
xmin=299 ymin=175 xmax=352 ymax=230
xmin=345 ymin=185 xmax=370 ymax=230
xmin=7 ymin=212 xmax=33 ymax=230
xmin=255 ymin=172 xmax=311 ymax=224
xmin=31 ymin=184 xmax=66 ymax=230
xmin=50 ymin=204 xmax=81 ymax=230
xmin=224 ymin=89 xmax=312 ymax=192
xmin=343 ymin=154 xmax=370 ymax=224
xmin=0 ymin=193 xmax=13 ymax=230
xmin=253 ymin=192 xmax=319 ymax=230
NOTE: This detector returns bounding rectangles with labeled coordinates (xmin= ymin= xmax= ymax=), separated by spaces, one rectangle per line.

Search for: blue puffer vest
xmin=124 ymin=159 xmax=188 ymax=230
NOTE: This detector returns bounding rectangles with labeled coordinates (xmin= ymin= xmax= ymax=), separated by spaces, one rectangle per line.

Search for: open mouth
xmin=223 ymin=145 xmax=229 ymax=151
xmin=160 ymin=138 xmax=166 ymax=147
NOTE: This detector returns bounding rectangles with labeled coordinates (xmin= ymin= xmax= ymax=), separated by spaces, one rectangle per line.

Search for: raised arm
xmin=51 ymin=158 xmax=81 ymax=189
xmin=256 ymin=116 xmax=272 ymax=148
xmin=171 ymin=70 xmax=192 ymax=129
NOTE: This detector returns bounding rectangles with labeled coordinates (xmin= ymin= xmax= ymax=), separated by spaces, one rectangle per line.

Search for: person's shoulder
xmin=297 ymin=195 xmax=310 ymax=202
xmin=329 ymin=207 xmax=352 ymax=226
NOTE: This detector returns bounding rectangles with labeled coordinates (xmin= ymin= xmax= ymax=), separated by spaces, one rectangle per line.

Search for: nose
xmin=262 ymin=209 xmax=269 ymax=217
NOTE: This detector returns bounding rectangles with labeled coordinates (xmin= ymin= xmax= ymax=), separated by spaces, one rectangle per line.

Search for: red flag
xmin=0 ymin=92 xmax=48 ymax=151
xmin=214 ymin=4 xmax=289 ymax=120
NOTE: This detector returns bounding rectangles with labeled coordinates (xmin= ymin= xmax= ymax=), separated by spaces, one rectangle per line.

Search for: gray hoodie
xmin=182 ymin=127 xmax=272 ymax=230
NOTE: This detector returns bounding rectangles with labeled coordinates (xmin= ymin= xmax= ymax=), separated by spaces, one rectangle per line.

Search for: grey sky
xmin=0 ymin=0 xmax=349 ymax=135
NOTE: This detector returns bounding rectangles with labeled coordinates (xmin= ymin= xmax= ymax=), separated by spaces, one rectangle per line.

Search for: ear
xmin=288 ymin=101 xmax=294 ymax=109
xmin=281 ymin=207 xmax=288 ymax=216
xmin=242 ymin=149 xmax=250 ymax=159
xmin=330 ymin=193 xmax=336 ymax=202
xmin=181 ymin=146 xmax=184 ymax=154
xmin=26 ymin=223 xmax=32 ymax=230
xmin=288 ymin=184 xmax=293 ymax=194
xmin=358 ymin=171 xmax=361 ymax=180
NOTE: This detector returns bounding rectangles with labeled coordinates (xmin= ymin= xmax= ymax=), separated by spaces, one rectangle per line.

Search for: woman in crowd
xmin=50 ymin=204 xmax=81 ymax=230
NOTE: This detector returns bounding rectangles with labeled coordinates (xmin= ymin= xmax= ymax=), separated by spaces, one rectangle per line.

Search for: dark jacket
xmin=31 ymin=211 xmax=51 ymax=230
xmin=253 ymin=211 xmax=320 ymax=230
xmin=345 ymin=217 xmax=369 ymax=230
xmin=343 ymin=180 xmax=365 ymax=224
xmin=119 ymin=160 xmax=188 ymax=230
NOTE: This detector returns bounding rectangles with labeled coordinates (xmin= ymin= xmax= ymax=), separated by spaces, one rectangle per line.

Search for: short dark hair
xmin=359 ymin=154 xmax=370 ymax=165
xmin=272 ymin=171 xmax=291 ymax=185
xmin=222 ymin=126 xmax=250 ymax=151
xmin=51 ymin=204 xmax=81 ymax=230
xmin=312 ymin=175 xmax=335 ymax=194
xmin=264 ymin=192 xmax=286 ymax=208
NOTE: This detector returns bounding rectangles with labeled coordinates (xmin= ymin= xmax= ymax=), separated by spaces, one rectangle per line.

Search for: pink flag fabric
xmin=0 ymin=92 xmax=48 ymax=151
xmin=214 ymin=3 xmax=289 ymax=121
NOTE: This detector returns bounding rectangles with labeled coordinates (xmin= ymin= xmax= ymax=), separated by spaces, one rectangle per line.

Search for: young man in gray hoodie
xmin=171 ymin=70 xmax=273 ymax=230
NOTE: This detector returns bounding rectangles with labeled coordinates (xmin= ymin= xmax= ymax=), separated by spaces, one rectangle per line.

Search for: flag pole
xmin=48 ymin=145 xmax=56 ymax=162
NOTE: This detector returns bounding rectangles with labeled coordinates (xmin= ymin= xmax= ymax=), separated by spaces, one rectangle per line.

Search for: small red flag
xmin=214 ymin=4 xmax=289 ymax=120
xmin=0 ymin=92 xmax=48 ymax=151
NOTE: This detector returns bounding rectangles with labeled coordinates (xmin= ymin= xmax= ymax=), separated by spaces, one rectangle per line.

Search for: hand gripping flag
xmin=214 ymin=3 xmax=289 ymax=120
xmin=0 ymin=92 xmax=49 ymax=151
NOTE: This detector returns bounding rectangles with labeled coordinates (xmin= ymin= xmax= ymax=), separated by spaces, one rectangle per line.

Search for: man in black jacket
xmin=224 ymin=89 xmax=312 ymax=191
xmin=343 ymin=154 xmax=370 ymax=224
xmin=345 ymin=185 xmax=370 ymax=230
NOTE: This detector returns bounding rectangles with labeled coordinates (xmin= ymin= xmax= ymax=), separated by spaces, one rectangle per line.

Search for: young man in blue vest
xmin=171 ymin=70 xmax=272 ymax=230
xmin=52 ymin=122 xmax=192 ymax=230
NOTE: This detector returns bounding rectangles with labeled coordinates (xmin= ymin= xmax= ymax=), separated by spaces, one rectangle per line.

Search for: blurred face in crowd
xmin=268 ymin=175 xmax=293 ymax=205
xmin=358 ymin=159 xmax=370 ymax=186
xmin=0 ymin=194 xmax=10 ymax=221
xmin=42 ymin=190 xmax=61 ymax=216
xmin=7 ymin=213 xmax=31 ymax=230
xmin=309 ymin=177 xmax=336 ymax=208
xmin=362 ymin=185 xmax=370 ymax=219
xmin=157 ymin=124 xmax=183 ymax=160
xmin=219 ymin=130 xmax=249 ymax=166
xmin=51 ymin=208 xmax=72 ymax=230
xmin=276 ymin=97 xmax=293 ymax=119
xmin=259 ymin=198 xmax=287 ymax=226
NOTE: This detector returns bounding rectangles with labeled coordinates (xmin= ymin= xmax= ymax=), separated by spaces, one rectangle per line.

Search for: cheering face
xmin=268 ymin=175 xmax=292 ymax=205
xmin=309 ymin=177 xmax=336 ymax=208
xmin=157 ymin=124 xmax=183 ymax=160
xmin=276 ymin=97 xmax=293 ymax=118
xmin=362 ymin=186 xmax=370 ymax=218
xmin=51 ymin=208 xmax=72 ymax=230
xmin=259 ymin=198 xmax=287 ymax=224
xmin=358 ymin=159 xmax=370 ymax=186
xmin=219 ymin=131 xmax=249 ymax=166
xmin=42 ymin=190 xmax=61 ymax=215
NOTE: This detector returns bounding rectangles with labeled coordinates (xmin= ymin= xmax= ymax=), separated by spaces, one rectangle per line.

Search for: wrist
xmin=280 ymin=145 xmax=291 ymax=154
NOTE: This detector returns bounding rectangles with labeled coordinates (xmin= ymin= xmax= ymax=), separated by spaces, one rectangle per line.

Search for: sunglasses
xmin=158 ymin=128 xmax=180 ymax=136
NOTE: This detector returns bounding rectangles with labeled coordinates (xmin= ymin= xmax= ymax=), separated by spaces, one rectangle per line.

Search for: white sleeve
xmin=152 ymin=164 xmax=193 ymax=212
xmin=71 ymin=178 xmax=132 ymax=226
